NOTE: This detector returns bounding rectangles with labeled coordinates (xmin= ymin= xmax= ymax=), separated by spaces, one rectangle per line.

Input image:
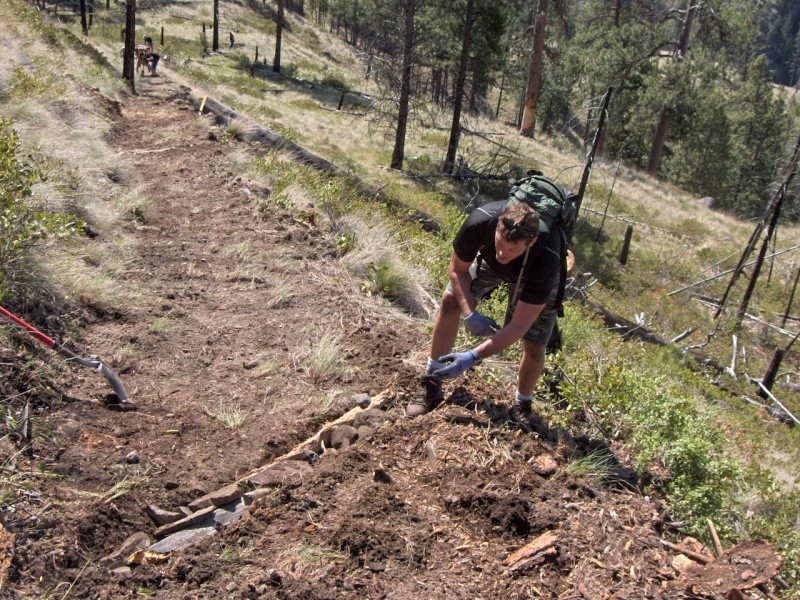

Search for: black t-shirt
xmin=452 ymin=200 xmax=561 ymax=305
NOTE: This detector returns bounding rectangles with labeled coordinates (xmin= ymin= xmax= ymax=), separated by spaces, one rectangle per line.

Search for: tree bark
xmin=716 ymin=131 xmax=800 ymax=318
xmin=520 ymin=0 xmax=548 ymax=137
xmin=677 ymin=0 xmax=697 ymax=58
xmin=122 ymin=0 xmax=136 ymax=92
xmin=737 ymin=187 xmax=785 ymax=319
xmin=79 ymin=0 xmax=88 ymax=34
xmin=646 ymin=104 xmax=669 ymax=175
xmin=213 ymin=0 xmax=220 ymax=52
xmin=274 ymin=0 xmax=284 ymax=72
xmin=781 ymin=265 xmax=800 ymax=327
xmin=574 ymin=87 xmax=613 ymax=216
xmin=443 ymin=0 xmax=475 ymax=173
xmin=390 ymin=0 xmax=415 ymax=170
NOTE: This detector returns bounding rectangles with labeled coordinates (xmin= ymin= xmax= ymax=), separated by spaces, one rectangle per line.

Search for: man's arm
xmin=474 ymin=300 xmax=544 ymax=359
xmin=432 ymin=299 xmax=543 ymax=379
xmin=447 ymin=252 xmax=476 ymax=318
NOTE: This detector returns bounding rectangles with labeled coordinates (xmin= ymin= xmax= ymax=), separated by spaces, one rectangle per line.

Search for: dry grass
xmin=339 ymin=216 xmax=432 ymax=316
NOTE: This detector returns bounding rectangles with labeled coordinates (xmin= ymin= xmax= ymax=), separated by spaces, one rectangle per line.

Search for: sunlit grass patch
xmin=340 ymin=217 xmax=432 ymax=316
xmin=207 ymin=401 xmax=248 ymax=428
xmin=567 ymin=449 xmax=616 ymax=484
xmin=219 ymin=543 xmax=254 ymax=562
xmin=299 ymin=331 xmax=349 ymax=382
xmin=101 ymin=476 xmax=147 ymax=504
xmin=254 ymin=357 xmax=281 ymax=378
xmin=222 ymin=241 xmax=251 ymax=260
xmin=275 ymin=542 xmax=347 ymax=579
xmin=149 ymin=317 xmax=171 ymax=334
xmin=117 ymin=190 xmax=150 ymax=223
xmin=266 ymin=284 xmax=294 ymax=308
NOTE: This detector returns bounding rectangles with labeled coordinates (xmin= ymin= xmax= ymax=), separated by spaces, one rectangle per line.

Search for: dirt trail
xmin=1 ymin=77 xmax=781 ymax=599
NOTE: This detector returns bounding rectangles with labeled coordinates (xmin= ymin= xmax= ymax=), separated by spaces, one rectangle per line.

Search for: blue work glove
xmin=463 ymin=311 xmax=500 ymax=337
xmin=433 ymin=350 xmax=482 ymax=380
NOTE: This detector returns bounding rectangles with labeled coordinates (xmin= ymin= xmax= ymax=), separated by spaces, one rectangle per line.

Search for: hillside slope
xmin=0 ymin=49 xmax=788 ymax=600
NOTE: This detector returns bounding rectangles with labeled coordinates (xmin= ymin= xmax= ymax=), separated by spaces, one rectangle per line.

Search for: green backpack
xmin=504 ymin=171 xmax=577 ymax=319
xmin=505 ymin=171 xmax=577 ymax=244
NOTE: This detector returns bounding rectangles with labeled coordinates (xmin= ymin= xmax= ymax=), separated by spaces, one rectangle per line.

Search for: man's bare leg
xmin=517 ymin=340 xmax=546 ymax=397
xmin=429 ymin=291 xmax=462 ymax=362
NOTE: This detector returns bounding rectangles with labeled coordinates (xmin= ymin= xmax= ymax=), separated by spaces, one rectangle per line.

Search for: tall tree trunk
xmin=213 ymin=0 xmax=219 ymax=51
xmin=575 ymin=87 xmax=613 ymax=216
xmin=613 ymin=0 xmax=621 ymax=26
xmin=390 ymin=0 xmax=415 ymax=170
xmin=495 ymin=66 xmax=506 ymax=119
xmin=274 ymin=0 xmax=284 ymax=72
xmin=646 ymin=105 xmax=669 ymax=175
xmin=443 ymin=0 xmax=475 ymax=174
xmin=715 ymin=131 xmax=800 ymax=319
xmin=122 ymin=0 xmax=136 ymax=92
xmin=677 ymin=0 xmax=697 ymax=58
xmin=520 ymin=0 xmax=548 ymax=137
xmin=737 ymin=187 xmax=785 ymax=319
xmin=79 ymin=0 xmax=88 ymax=34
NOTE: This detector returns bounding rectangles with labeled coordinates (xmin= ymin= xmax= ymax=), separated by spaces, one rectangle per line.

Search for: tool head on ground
xmin=0 ymin=305 xmax=129 ymax=402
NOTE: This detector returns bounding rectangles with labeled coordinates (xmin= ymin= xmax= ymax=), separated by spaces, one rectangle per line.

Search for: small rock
xmin=671 ymin=553 xmax=695 ymax=574
xmin=101 ymin=531 xmax=151 ymax=566
xmin=165 ymin=481 xmax=179 ymax=491
xmin=357 ymin=425 xmax=372 ymax=439
xmin=109 ymin=566 xmax=132 ymax=578
xmin=699 ymin=196 xmax=715 ymax=209
xmin=529 ymin=454 xmax=558 ymax=477
xmin=188 ymin=483 xmax=244 ymax=511
xmin=246 ymin=461 xmax=313 ymax=488
xmin=373 ymin=468 xmax=392 ymax=484
xmin=353 ymin=408 xmax=394 ymax=428
xmin=125 ymin=451 xmax=140 ymax=464
xmin=352 ymin=393 xmax=371 ymax=409
xmin=145 ymin=505 xmax=183 ymax=526
xmin=330 ymin=425 xmax=358 ymax=450
xmin=303 ymin=449 xmax=320 ymax=465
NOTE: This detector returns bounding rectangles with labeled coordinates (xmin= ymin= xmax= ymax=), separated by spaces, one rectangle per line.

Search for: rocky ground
xmin=0 ymin=75 xmax=784 ymax=599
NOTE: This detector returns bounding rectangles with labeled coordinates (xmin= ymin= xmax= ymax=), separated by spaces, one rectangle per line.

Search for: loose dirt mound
xmin=0 ymin=77 xmax=780 ymax=599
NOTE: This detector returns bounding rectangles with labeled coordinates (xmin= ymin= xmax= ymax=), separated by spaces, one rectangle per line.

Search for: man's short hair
xmin=497 ymin=203 xmax=539 ymax=242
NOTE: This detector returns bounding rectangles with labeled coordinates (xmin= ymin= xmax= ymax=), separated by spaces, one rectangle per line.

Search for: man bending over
xmin=407 ymin=201 xmax=561 ymax=418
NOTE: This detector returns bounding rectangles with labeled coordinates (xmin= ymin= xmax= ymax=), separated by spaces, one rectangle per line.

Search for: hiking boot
xmin=508 ymin=399 xmax=533 ymax=433
xmin=407 ymin=375 xmax=443 ymax=417
xmin=513 ymin=398 xmax=532 ymax=416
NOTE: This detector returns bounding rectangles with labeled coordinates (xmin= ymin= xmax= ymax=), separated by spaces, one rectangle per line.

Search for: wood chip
xmin=503 ymin=531 xmax=558 ymax=568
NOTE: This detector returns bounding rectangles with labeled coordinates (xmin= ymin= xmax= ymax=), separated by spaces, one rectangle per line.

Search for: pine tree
xmin=728 ymin=56 xmax=792 ymax=217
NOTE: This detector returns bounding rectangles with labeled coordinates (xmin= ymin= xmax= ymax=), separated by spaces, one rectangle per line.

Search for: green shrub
xmin=319 ymin=72 xmax=350 ymax=92
xmin=0 ymin=120 xmax=83 ymax=282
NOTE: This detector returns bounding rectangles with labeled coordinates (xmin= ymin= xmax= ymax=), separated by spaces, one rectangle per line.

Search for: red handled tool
xmin=0 ymin=305 xmax=129 ymax=401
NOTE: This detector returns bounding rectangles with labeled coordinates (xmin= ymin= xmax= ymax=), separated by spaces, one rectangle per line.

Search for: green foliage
xmin=364 ymin=259 xmax=406 ymax=304
xmin=335 ymin=231 xmax=356 ymax=255
xmin=319 ymin=72 xmax=351 ymax=92
xmin=8 ymin=61 xmax=67 ymax=98
xmin=0 ymin=120 xmax=83 ymax=280
xmin=557 ymin=306 xmax=741 ymax=537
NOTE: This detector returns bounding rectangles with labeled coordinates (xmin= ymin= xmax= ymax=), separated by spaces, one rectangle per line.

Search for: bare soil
xmin=0 ymin=76 xmax=782 ymax=599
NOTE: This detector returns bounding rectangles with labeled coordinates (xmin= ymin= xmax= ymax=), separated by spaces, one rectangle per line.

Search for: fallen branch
xmin=659 ymin=538 xmax=710 ymax=564
xmin=751 ymin=380 xmax=800 ymax=425
xmin=669 ymin=244 xmax=800 ymax=296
